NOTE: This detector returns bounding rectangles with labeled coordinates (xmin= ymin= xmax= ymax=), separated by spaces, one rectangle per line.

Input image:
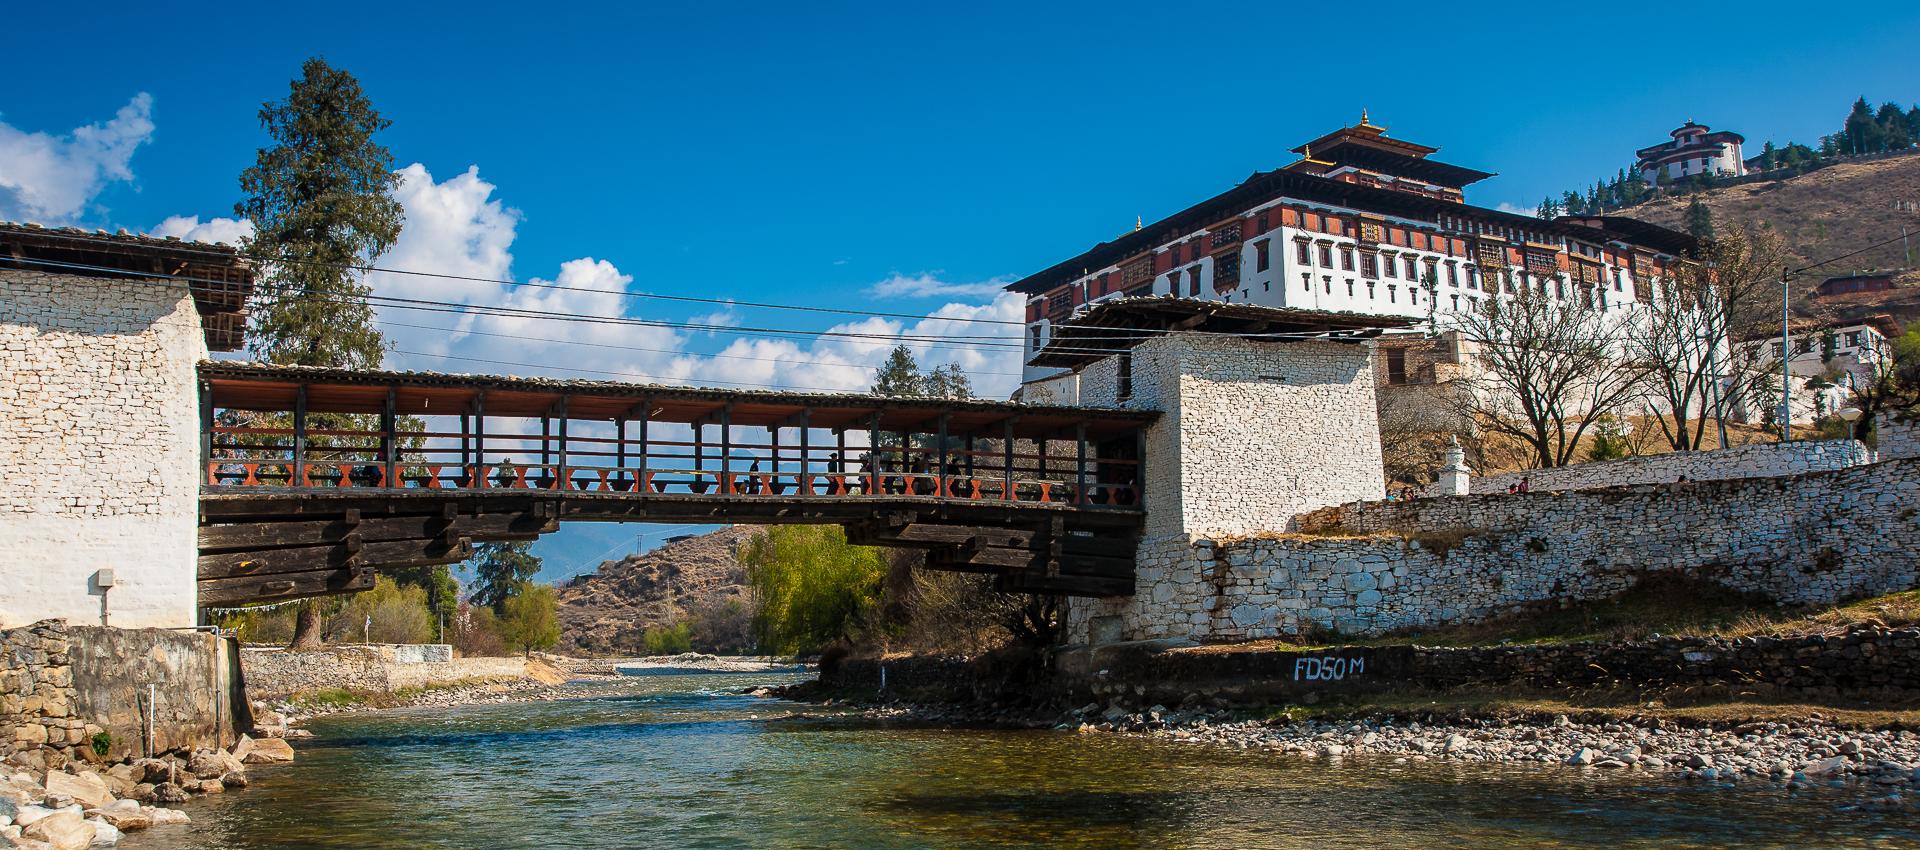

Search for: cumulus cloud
xmin=867 ymin=272 xmax=1012 ymax=299
xmin=0 ymin=93 xmax=155 ymax=222
xmin=367 ymin=163 xmax=1024 ymax=400
xmin=150 ymin=215 xmax=253 ymax=246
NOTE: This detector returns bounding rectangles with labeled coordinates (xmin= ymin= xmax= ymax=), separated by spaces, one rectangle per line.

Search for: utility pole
xmin=1778 ymin=265 xmax=1792 ymax=442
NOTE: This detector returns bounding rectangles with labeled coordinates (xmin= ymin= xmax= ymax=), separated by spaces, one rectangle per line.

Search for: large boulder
xmin=239 ymin=739 xmax=293 ymax=765
xmin=186 ymin=751 xmax=242 ymax=781
xmin=41 ymin=774 xmax=110 ymax=812
xmin=84 ymin=801 xmax=148 ymax=833
xmin=22 ymin=810 xmax=95 ymax=850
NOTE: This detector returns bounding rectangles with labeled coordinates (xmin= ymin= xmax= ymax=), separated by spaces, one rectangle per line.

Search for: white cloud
xmin=1495 ymin=201 xmax=1539 ymax=217
xmin=150 ymin=215 xmax=253 ymax=246
xmin=0 ymin=93 xmax=155 ymax=222
xmin=367 ymin=163 xmax=1024 ymax=400
xmin=867 ymin=272 xmax=1012 ymax=299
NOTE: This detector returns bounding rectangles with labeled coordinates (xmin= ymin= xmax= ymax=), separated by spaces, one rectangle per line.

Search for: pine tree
xmin=1685 ymin=197 xmax=1715 ymax=241
xmin=1878 ymin=102 xmax=1913 ymax=149
xmin=1842 ymin=97 xmax=1882 ymax=154
xmin=235 ymin=58 xmax=405 ymax=650
xmin=466 ymin=541 xmax=544 ymax=615
xmin=237 ymin=57 xmax=404 ymax=370
xmin=1760 ymin=141 xmax=1777 ymax=171
xmin=870 ymin=345 xmax=925 ymax=396
xmin=1908 ymin=106 xmax=1920 ymax=147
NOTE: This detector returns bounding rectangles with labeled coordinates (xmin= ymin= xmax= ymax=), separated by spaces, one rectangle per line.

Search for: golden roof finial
xmin=1135 ymin=215 xmax=1142 ymax=232
xmin=1361 ymin=107 xmax=1370 ymax=126
xmin=1304 ymin=143 xmax=1312 ymax=158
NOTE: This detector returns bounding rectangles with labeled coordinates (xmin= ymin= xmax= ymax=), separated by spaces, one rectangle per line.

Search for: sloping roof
xmin=197 ymin=360 xmax=1158 ymax=438
xmin=1553 ymin=216 xmax=1699 ymax=257
xmin=0 ymin=221 xmax=255 ymax=351
xmin=1030 ymin=296 xmax=1412 ymax=368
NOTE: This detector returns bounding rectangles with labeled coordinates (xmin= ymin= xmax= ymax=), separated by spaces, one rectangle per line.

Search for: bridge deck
xmin=196 ymin=363 xmax=1155 ymax=607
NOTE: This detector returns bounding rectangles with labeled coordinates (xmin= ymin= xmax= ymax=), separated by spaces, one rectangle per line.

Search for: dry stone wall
xmin=1068 ymin=459 xmax=1920 ymax=644
xmin=0 ymin=269 xmax=206 ymax=628
xmin=3 ymin=620 xmax=237 ymax=762
xmin=1882 ymin=413 xmax=1920 ymax=462
xmin=1464 ymin=439 xmax=1871 ymax=495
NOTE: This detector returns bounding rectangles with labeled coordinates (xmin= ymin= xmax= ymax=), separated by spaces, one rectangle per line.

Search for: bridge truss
xmin=196 ymin=363 xmax=1155 ymax=607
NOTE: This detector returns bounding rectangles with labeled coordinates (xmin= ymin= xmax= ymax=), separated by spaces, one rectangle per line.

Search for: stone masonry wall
xmin=239 ymin=645 xmax=532 ymax=699
xmin=1466 ymin=439 xmax=1872 ymax=495
xmin=1881 ymin=413 xmax=1920 ymax=462
xmin=1080 ymin=334 xmax=1384 ymax=540
xmin=1068 ymin=459 xmax=1920 ymax=644
xmin=0 ymin=269 xmax=207 ymax=628
xmin=3 ymin=620 xmax=237 ymax=762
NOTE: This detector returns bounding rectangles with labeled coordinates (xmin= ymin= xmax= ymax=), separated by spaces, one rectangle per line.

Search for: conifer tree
xmin=235 ymin=58 xmax=406 ymax=650
xmin=1685 ymin=197 xmax=1715 ymax=241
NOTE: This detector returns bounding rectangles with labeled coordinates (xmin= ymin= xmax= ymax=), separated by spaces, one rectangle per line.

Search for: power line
xmin=15 ymin=226 xmax=1025 ymax=325
xmin=375 ymin=319 xmax=1030 ymax=377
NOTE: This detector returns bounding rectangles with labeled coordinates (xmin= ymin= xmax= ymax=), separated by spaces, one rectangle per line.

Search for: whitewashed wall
xmin=0 ymin=269 xmax=205 ymax=629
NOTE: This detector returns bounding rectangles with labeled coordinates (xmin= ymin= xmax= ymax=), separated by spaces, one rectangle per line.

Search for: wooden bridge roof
xmin=199 ymin=361 xmax=1157 ymax=439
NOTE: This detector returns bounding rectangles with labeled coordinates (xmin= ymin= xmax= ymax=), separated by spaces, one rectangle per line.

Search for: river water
xmin=120 ymin=674 xmax=1918 ymax=849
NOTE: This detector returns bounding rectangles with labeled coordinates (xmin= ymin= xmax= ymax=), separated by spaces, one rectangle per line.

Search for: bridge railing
xmin=200 ymin=366 xmax=1151 ymax=510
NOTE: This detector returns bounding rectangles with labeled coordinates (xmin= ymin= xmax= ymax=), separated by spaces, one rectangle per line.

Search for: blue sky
xmin=6 ymin=1 xmax=1918 ymax=580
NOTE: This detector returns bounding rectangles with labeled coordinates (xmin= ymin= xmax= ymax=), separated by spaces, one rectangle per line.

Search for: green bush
xmin=333 ymin=577 xmax=435 ymax=644
xmin=90 ymin=731 xmax=112 ymax=758
xmin=642 ymin=622 xmax=694 ymax=655
xmin=498 ymin=582 xmax=560 ymax=655
xmin=744 ymin=525 xmax=887 ymax=655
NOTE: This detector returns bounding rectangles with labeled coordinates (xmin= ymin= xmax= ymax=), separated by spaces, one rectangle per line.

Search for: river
xmin=119 ymin=673 xmax=1918 ymax=849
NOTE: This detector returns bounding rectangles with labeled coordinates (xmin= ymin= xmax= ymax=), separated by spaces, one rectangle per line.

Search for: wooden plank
xmin=199 ymin=513 xmax=553 ymax=551
xmin=198 ymin=567 xmax=375 ymax=607
xmin=198 ymin=537 xmax=474 ymax=580
xmin=926 ymin=549 xmax=1133 ymax=578
xmin=992 ymin=571 xmax=1133 ymax=597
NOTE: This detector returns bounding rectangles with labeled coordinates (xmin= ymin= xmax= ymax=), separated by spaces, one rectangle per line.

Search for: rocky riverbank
xmin=0 ymin=730 xmax=294 ymax=849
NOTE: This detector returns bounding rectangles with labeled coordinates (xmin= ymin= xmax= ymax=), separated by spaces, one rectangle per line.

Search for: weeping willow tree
xmin=234 ymin=57 xmax=406 ymax=650
xmin=743 ymin=525 xmax=888 ymax=655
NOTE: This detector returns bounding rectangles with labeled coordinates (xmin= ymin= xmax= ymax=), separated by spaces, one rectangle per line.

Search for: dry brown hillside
xmin=554 ymin=526 xmax=757 ymax=656
xmin=1630 ymin=152 xmax=1920 ymax=271
xmin=1628 ymin=152 xmax=1920 ymax=329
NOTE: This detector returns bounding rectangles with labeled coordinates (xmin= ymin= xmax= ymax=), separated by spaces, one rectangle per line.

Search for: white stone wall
xmin=1465 ymin=439 xmax=1872 ymax=495
xmin=1069 ymin=458 xmax=1920 ymax=644
xmin=1103 ymin=334 xmax=1384 ymax=540
xmin=1880 ymin=414 xmax=1920 ymax=462
xmin=0 ymin=270 xmax=206 ymax=629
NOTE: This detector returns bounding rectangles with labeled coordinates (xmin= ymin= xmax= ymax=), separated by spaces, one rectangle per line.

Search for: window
xmin=1324 ymin=275 xmax=1332 ymax=293
xmin=1257 ymin=211 xmax=1270 ymax=233
xmin=1385 ymin=255 xmax=1398 ymax=278
xmin=1302 ymin=273 xmax=1312 ymax=291
xmin=1404 ymin=256 xmax=1418 ymax=279
xmin=1188 ymin=267 xmax=1201 ymax=296
xmin=1446 ymin=264 xmax=1458 ymax=287
xmin=1451 ymin=294 xmax=1460 ymax=311
xmin=1256 ymin=240 xmax=1270 ymax=272
xmin=1030 ymin=325 xmax=1043 ymax=349
xmin=1364 ymin=281 xmax=1373 ymax=298
xmin=1796 ymin=337 xmax=1814 ymax=355
xmin=1425 ymin=260 xmax=1439 ymax=285
xmin=1117 ymin=351 xmax=1133 ymax=401
xmin=1319 ymin=244 xmax=1333 ymax=267
xmin=1385 ymin=348 xmax=1407 ymax=385
xmin=1340 ymin=248 xmax=1355 ymax=271
xmin=1361 ymin=253 xmax=1378 ymax=278
xmin=1467 ymin=266 xmax=1479 ymax=290
xmin=1846 ymin=331 xmax=1863 ymax=348
xmin=1297 ymin=241 xmax=1311 ymax=265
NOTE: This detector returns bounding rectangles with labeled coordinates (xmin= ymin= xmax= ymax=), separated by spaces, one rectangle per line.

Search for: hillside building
xmin=1007 ymin=115 xmax=1698 ymax=398
xmin=1731 ymin=317 xmax=1897 ymax=424
xmin=1635 ymin=121 xmax=1747 ymax=183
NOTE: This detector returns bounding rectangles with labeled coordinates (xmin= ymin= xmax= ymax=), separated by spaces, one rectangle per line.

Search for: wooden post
xmin=458 ymin=412 xmax=470 ymax=477
xmin=292 ymin=385 xmax=308 ymax=486
xmin=798 ymin=409 xmax=812 ymax=495
xmin=381 ymin=386 xmax=397 ymax=489
xmin=719 ymin=403 xmax=733 ymax=495
xmin=1134 ymin=427 xmax=1147 ymax=509
xmin=1002 ymin=418 xmax=1016 ymax=501
xmin=1074 ymin=421 xmax=1088 ymax=506
xmin=869 ymin=410 xmax=883 ymax=492
xmin=614 ymin=416 xmax=626 ymax=473
xmin=554 ymin=396 xmax=570 ymax=490
xmin=636 ymin=399 xmax=650 ymax=491
xmin=936 ymin=413 xmax=950 ymax=497
xmin=473 ymin=392 xmax=487 ymax=488
xmin=198 ymin=380 xmax=213 ymax=481
xmin=539 ymin=414 xmax=551 ymax=469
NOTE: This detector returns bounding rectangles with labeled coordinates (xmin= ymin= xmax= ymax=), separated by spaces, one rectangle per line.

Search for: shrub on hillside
xmin=744 ymin=525 xmax=887 ymax=655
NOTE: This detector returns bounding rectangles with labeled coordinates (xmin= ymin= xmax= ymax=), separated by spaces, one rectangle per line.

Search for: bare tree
xmin=1626 ymin=227 xmax=1791 ymax=451
xmin=1453 ymin=272 xmax=1648 ymax=468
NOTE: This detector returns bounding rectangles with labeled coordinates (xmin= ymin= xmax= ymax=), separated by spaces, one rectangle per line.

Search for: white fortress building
xmin=1635 ymin=120 xmax=1747 ymax=183
xmin=1009 ymin=115 xmax=1700 ymax=400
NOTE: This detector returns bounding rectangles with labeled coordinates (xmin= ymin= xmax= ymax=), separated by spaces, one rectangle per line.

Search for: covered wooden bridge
xmin=197 ymin=362 xmax=1157 ymax=608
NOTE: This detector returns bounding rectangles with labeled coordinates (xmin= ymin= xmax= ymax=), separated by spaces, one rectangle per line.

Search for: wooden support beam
xmin=199 ymin=567 xmax=376 ymax=607
xmin=198 ymin=536 xmax=474 ymax=580
xmin=199 ymin=512 xmax=554 ymax=552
